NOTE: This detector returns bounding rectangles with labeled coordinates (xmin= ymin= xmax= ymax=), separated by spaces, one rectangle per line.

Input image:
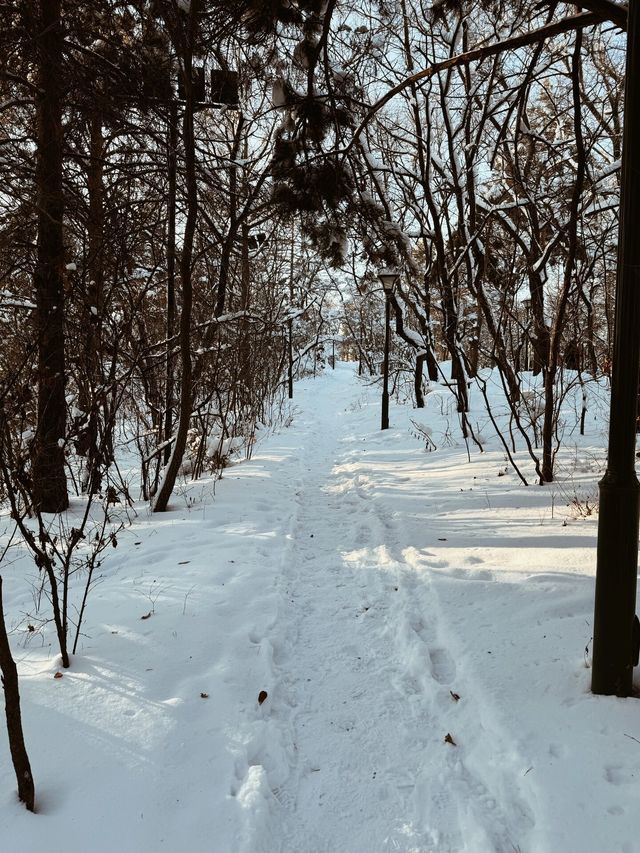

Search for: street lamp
xmin=592 ymin=0 xmax=640 ymax=697
xmin=378 ymin=268 xmax=400 ymax=430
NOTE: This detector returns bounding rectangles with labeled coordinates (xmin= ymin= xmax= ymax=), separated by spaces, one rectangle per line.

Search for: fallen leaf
xmin=258 ymin=690 xmax=268 ymax=705
xmin=200 ymin=692 xmax=209 ymax=699
xmin=141 ymin=612 xmax=152 ymax=620
xmin=437 ymin=537 xmax=447 ymax=541
xmin=54 ymin=672 xmax=63 ymax=679
xmin=444 ymin=733 xmax=457 ymax=746
xmin=450 ymin=691 xmax=461 ymax=702
xmin=178 ymin=560 xmax=190 ymax=565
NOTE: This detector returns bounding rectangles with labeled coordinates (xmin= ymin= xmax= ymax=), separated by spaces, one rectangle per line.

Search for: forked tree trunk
xmin=153 ymin=26 xmax=197 ymax=513
xmin=0 ymin=577 xmax=35 ymax=812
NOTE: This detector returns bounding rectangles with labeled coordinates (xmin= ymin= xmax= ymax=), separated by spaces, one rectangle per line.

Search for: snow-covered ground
xmin=1 ymin=362 xmax=639 ymax=853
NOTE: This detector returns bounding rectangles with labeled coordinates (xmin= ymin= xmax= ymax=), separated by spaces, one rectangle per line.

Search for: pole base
xmin=591 ymin=472 xmax=640 ymax=696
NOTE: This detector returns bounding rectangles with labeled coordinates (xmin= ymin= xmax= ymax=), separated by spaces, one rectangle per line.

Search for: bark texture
xmin=0 ymin=577 xmax=35 ymax=812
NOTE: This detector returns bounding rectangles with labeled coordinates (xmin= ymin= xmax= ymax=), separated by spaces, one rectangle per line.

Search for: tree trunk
xmin=238 ymin=218 xmax=252 ymax=402
xmin=0 ymin=576 xmax=35 ymax=812
xmin=153 ymin=35 xmax=197 ymax=513
xmin=31 ymin=0 xmax=68 ymax=513
xmin=78 ymin=111 xmax=106 ymax=492
xmin=540 ymin=32 xmax=586 ymax=483
xmin=164 ymin=99 xmax=178 ymax=466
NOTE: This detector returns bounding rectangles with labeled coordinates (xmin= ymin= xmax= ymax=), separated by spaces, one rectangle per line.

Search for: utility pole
xmin=591 ymin=0 xmax=640 ymax=696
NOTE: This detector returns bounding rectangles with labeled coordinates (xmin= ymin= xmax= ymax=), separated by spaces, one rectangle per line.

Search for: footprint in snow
xmin=429 ymin=647 xmax=457 ymax=685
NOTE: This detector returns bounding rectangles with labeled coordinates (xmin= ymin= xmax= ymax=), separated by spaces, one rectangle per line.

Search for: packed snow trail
xmin=233 ymin=364 xmax=534 ymax=853
xmin=7 ymin=362 xmax=637 ymax=853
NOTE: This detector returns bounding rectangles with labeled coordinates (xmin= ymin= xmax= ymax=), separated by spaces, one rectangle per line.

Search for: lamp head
xmin=378 ymin=268 xmax=400 ymax=294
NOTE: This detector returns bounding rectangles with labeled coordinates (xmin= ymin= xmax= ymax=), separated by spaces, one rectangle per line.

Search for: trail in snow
xmin=6 ymin=362 xmax=631 ymax=853
xmin=237 ymin=365 xmax=534 ymax=853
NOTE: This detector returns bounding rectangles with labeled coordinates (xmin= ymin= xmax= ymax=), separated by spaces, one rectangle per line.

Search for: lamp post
xmin=592 ymin=0 xmax=640 ymax=697
xmin=378 ymin=269 xmax=399 ymax=430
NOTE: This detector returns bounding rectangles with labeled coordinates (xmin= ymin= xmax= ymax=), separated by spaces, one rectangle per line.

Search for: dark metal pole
xmin=592 ymin=0 xmax=640 ymax=696
xmin=381 ymin=293 xmax=391 ymax=430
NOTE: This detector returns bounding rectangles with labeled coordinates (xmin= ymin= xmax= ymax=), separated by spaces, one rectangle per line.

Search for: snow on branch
xmin=347 ymin=11 xmax=618 ymax=154
xmin=554 ymin=0 xmax=626 ymax=29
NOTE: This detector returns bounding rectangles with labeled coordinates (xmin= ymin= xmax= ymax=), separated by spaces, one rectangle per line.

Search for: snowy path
xmin=6 ymin=362 xmax=640 ymax=853
xmin=236 ymin=367 xmax=534 ymax=853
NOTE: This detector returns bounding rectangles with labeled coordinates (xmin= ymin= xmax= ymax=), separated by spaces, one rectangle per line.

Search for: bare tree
xmin=0 ymin=575 xmax=35 ymax=812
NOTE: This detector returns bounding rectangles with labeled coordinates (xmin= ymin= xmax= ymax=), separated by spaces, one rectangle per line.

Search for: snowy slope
xmin=1 ymin=363 xmax=639 ymax=853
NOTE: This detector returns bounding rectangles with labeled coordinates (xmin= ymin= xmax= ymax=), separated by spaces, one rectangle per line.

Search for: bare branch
xmin=348 ymin=12 xmax=610 ymax=153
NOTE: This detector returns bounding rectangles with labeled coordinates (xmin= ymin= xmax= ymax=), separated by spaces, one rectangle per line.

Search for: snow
xmin=0 ymin=297 xmax=36 ymax=311
xmin=403 ymin=326 xmax=425 ymax=348
xmin=1 ymin=364 xmax=639 ymax=852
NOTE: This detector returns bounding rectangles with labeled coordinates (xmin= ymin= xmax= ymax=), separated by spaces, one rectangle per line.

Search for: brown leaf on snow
xmin=200 ymin=692 xmax=209 ymax=699
xmin=54 ymin=672 xmax=63 ymax=679
xmin=444 ymin=733 xmax=457 ymax=746
xmin=140 ymin=612 xmax=152 ymax=620
xmin=258 ymin=690 xmax=268 ymax=705
xmin=450 ymin=691 xmax=461 ymax=702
